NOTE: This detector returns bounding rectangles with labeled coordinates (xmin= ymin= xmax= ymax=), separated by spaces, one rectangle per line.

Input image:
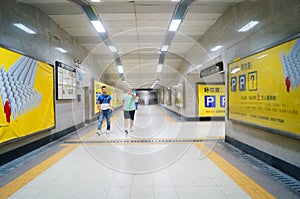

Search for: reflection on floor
xmin=0 ymin=105 xmax=299 ymax=199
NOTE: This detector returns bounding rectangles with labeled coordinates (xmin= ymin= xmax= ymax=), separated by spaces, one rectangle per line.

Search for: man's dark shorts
xmin=124 ymin=110 xmax=135 ymax=120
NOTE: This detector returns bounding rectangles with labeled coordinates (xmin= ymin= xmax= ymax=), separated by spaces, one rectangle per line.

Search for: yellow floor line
xmin=194 ymin=143 xmax=276 ymax=199
xmin=0 ymin=145 xmax=78 ymax=199
xmin=154 ymin=106 xmax=175 ymax=123
xmin=0 ymin=111 xmax=124 ymax=197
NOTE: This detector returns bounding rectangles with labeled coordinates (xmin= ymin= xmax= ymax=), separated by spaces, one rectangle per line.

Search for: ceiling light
xmin=108 ymin=45 xmax=117 ymax=52
xmin=161 ymin=45 xmax=169 ymax=51
xmin=13 ymin=23 xmax=36 ymax=34
xmin=117 ymin=65 xmax=124 ymax=73
xmin=91 ymin=0 xmax=101 ymax=2
xmin=55 ymin=47 xmax=68 ymax=53
xmin=157 ymin=64 xmax=163 ymax=72
xmin=211 ymin=45 xmax=223 ymax=52
xmin=238 ymin=21 xmax=259 ymax=32
xmin=169 ymin=19 xmax=181 ymax=32
xmin=91 ymin=20 xmax=106 ymax=33
xmin=231 ymin=67 xmax=240 ymax=74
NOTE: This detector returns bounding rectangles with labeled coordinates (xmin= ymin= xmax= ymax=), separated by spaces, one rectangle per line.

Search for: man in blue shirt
xmin=96 ymin=86 xmax=113 ymax=135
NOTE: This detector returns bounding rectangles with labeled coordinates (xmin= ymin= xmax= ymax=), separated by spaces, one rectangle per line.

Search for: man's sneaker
xmin=106 ymin=130 xmax=110 ymax=134
xmin=130 ymin=129 xmax=133 ymax=132
xmin=96 ymin=130 xmax=101 ymax=135
xmin=124 ymin=129 xmax=128 ymax=134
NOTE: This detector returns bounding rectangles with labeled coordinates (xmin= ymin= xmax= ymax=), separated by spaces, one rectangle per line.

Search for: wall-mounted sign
xmin=228 ymin=37 xmax=300 ymax=137
xmin=200 ymin=62 xmax=224 ymax=78
xmin=56 ymin=61 xmax=76 ymax=100
xmin=198 ymin=84 xmax=225 ymax=117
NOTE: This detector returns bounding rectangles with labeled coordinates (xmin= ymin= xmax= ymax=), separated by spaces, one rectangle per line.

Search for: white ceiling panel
xmin=49 ymin=14 xmax=88 ymax=26
xmin=63 ymin=27 xmax=98 ymax=37
xmin=100 ymin=14 xmax=136 ymax=21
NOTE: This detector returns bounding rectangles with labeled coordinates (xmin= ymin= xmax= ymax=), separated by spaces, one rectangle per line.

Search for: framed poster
xmin=0 ymin=46 xmax=55 ymax=143
xmin=174 ymin=83 xmax=184 ymax=108
xmin=159 ymin=89 xmax=164 ymax=104
xmin=228 ymin=36 xmax=300 ymax=138
xmin=56 ymin=61 xmax=76 ymax=100
xmin=165 ymin=89 xmax=171 ymax=106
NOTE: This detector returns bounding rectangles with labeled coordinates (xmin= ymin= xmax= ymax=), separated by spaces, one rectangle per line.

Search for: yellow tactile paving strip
xmin=0 ymin=108 xmax=275 ymax=198
xmin=0 ymin=145 xmax=77 ymax=199
xmin=154 ymin=106 xmax=175 ymax=122
xmin=194 ymin=142 xmax=276 ymax=199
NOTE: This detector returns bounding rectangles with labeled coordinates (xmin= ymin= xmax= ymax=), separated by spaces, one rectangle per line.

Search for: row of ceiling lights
xmin=151 ymin=0 xmax=195 ymax=89
xmin=13 ymin=19 xmax=260 ymax=55
xmin=87 ymin=0 xmax=189 ymax=89
xmin=12 ymin=1 xmax=260 ymax=87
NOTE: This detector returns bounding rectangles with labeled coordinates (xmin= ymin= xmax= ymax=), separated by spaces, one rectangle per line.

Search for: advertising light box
xmin=198 ymin=84 xmax=225 ymax=117
xmin=0 ymin=47 xmax=55 ymax=143
xmin=228 ymin=37 xmax=300 ymax=137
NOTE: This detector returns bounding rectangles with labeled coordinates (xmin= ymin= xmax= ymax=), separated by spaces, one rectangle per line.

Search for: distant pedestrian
xmin=96 ymin=86 xmax=113 ymax=135
xmin=122 ymin=88 xmax=136 ymax=134
xmin=135 ymin=95 xmax=139 ymax=110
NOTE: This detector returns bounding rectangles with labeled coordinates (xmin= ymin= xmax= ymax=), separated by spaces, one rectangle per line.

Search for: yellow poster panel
xmin=0 ymin=47 xmax=55 ymax=143
xmin=198 ymin=84 xmax=225 ymax=117
xmin=94 ymin=80 xmax=123 ymax=114
xmin=112 ymin=88 xmax=123 ymax=108
xmin=228 ymin=38 xmax=300 ymax=136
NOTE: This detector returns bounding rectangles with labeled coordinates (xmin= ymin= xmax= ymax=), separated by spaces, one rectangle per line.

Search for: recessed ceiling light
xmin=91 ymin=20 xmax=106 ymax=33
xmin=13 ymin=23 xmax=36 ymax=34
xmin=169 ymin=19 xmax=181 ymax=32
xmin=108 ymin=45 xmax=117 ymax=52
xmin=157 ymin=64 xmax=163 ymax=72
xmin=161 ymin=45 xmax=169 ymax=52
xmin=238 ymin=21 xmax=259 ymax=32
xmin=117 ymin=65 xmax=124 ymax=73
xmin=211 ymin=46 xmax=223 ymax=52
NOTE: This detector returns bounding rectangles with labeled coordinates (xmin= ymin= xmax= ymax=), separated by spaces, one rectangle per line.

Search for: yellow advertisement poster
xmin=94 ymin=80 xmax=123 ymax=114
xmin=0 ymin=47 xmax=55 ymax=143
xmin=113 ymin=88 xmax=123 ymax=108
xmin=228 ymin=38 xmax=300 ymax=136
xmin=198 ymin=84 xmax=225 ymax=117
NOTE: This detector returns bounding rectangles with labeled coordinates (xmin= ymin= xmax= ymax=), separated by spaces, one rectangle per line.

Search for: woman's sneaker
xmin=96 ymin=130 xmax=101 ymax=135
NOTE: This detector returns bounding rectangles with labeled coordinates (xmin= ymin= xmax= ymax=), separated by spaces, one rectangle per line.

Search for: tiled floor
xmin=0 ymin=105 xmax=299 ymax=199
